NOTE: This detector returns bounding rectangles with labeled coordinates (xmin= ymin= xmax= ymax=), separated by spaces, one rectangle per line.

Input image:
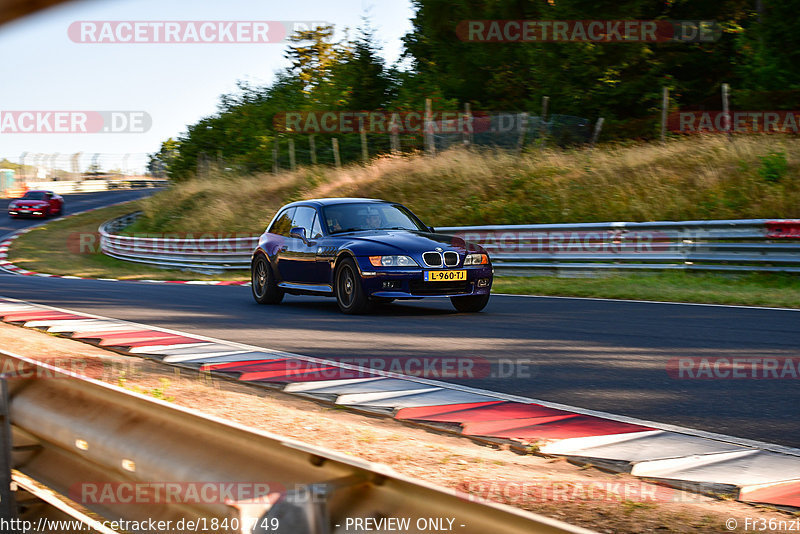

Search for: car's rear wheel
xmin=252 ymin=254 xmax=284 ymax=304
xmin=450 ymin=293 xmax=490 ymax=313
xmin=335 ymin=258 xmax=371 ymax=314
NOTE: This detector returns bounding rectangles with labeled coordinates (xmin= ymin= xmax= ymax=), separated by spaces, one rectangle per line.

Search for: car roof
xmin=25 ymin=190 xmax=53 ymax=194
xmin=283 ymin=198 xmax=391 ymax=209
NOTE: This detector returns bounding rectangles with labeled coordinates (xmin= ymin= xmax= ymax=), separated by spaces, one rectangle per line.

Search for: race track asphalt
xmin=0 ymin=275 xmax=797 ymax=447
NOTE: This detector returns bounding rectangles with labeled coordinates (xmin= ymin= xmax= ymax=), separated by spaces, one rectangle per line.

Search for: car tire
xmin=251 ymin=254 xmax=284 ymax=305
xmin=450 ymin=293 xmax=490 ymax=313
xmin=335 ymin=257 xmax=372 ymax=314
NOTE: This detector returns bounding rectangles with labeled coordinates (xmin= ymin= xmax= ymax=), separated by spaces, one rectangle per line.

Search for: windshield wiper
xmin=330 ymin=227 xmax=364 ymax=235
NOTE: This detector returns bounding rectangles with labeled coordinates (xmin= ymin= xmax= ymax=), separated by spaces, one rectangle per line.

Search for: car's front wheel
xmin=251 ymin=254 xmax=284 ymax=304
xmin=450 ymin=293 xmax=490 ymax=313
xmin=335 ymin=258 xmax=371 ymax=314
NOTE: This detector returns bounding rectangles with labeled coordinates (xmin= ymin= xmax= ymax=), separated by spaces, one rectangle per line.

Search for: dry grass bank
xmin=130 ymin=135 xmax=800 ymax=234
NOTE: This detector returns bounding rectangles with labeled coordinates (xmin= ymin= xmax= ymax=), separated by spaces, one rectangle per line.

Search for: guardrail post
xmin=0 ymin=377 xmax=18 ymax=525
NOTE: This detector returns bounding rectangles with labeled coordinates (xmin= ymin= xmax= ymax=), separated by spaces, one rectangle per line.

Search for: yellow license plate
xmin=424 ymin=270 xmax=467 ymax=282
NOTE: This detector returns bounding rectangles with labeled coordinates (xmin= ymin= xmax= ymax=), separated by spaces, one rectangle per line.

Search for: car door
xmin=47 ymin=192 xmax=62 ymax=213
xmin=269 ymin=207 xmax=295 ymax=283
xmin=46 ymin=192 xmax=57 ymax=212
xmin=282 ymin=206 xmax=323 ymax=284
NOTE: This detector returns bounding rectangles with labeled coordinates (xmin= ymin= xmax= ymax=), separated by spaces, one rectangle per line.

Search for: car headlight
xmin=464 ymin=253 xmax=489 ymax=265
xmin=368 ymin=255 xmax=419 ymax=267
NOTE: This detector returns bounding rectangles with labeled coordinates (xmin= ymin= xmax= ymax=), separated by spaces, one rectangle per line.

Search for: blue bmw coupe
xmin=250 ymin=198 xmax=493 ymax=314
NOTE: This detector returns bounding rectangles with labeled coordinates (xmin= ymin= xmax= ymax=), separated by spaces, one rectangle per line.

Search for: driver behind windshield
xmin=327 ymin=212 xmax=343 ymax=232
xmin=364 ymin=208 xmax=382 ymax=229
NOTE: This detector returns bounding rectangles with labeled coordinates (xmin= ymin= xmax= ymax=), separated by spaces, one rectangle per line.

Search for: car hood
xmin=340 ymin=230 xmax=485 ymax=255
xmin=11 ymin=200 xmax=48 ymax=206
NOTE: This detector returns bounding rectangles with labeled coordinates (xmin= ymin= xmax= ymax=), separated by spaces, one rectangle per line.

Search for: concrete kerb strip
xmin=1 ymin=295 xmax=799 ymax=510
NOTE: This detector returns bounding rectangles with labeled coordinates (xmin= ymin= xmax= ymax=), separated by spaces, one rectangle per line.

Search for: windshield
xmin=21 ymin=192 xmax=47 ymax=200
xmin=322 ymin=203 xmax=427 ymax=234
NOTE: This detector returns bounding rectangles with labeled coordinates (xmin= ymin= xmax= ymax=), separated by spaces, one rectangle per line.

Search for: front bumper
xmin=355 ymin=258 xmax=493 ymax=299
xmin=8 ymin=208 xmax=46 ymax=217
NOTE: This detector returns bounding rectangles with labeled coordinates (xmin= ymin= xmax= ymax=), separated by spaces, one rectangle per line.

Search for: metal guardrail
xmin=99 ymin=212 xmax=257 ymax=271
xmin=438 ymin=219 xmax=800 ymax=275
xmin=20 ymin=179 xmax=168 ymax=195
xmin=100 ymin=213 xmax=800 ymax=274
xmin=0 ymin=349 xmax=591 ymax=534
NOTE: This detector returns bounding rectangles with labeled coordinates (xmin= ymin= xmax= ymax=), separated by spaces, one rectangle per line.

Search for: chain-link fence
xmin=261 ymin=111 xmax=596 ymax=174
xmin=434 ymin=113 xmax=593 ymax=151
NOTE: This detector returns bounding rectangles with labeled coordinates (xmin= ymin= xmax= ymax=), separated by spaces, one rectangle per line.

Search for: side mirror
xmin=428 ymin=226 xmax=436 ymax=233
xmin=290 ymin=227 xmax=308 ymax=244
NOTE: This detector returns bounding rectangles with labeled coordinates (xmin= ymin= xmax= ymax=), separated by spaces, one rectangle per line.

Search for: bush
xmin=758 ymin=150 xmax=788 ymax=183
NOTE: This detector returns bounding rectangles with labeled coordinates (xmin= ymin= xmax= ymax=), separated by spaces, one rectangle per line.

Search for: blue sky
xmin=0 ymin=0 xmax=415 ymax=172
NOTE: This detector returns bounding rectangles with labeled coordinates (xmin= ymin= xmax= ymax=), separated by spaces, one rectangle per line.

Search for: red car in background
xmin=7 ymin=190 xmax=65 ymax=218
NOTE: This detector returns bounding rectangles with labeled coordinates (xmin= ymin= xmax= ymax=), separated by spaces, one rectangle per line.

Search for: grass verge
xmin=6 ymin=201 xmax=249 ymax=281
xmin=493 ymin=272 xmax=800 ymax=309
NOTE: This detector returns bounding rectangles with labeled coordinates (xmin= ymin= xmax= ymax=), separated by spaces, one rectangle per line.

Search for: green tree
xmin=148 ymin=138 xmax=179 ymax=178
xmin=332 ymin=22 xmax=396 ymax=109
xmin=284 ymin=25 xmax=346 ymax=103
